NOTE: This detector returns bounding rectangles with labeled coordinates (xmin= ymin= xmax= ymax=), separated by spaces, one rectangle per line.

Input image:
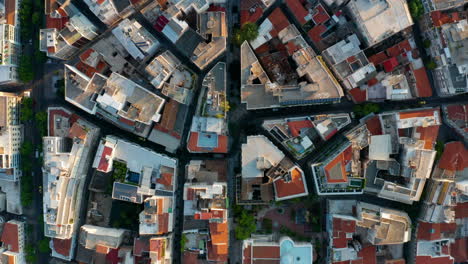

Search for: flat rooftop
xmin=347 ymin=0 xmax=413 ymax=46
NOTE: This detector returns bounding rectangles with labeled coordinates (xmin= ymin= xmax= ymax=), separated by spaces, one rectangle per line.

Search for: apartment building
xmin=0 ymin=0 xmax=20 ymax=84
xmin=0 ymin=220 xmax=26 ymax=264
xmin=40 ymin=0 xmax=99 ymax=60
xmin=183 ymin=160 xmax=229 ymax=263
xmin=241 ymin=235 xmax=313 ymax=264
xmin=83 ymin=0 xmax=134 ymax=26
xmin=64 ymin=65 xmax=165 ymax=137
xmin=238 ymin=135 xmax=308 ymax=204
xmin=42 ymin=107 xmax=100 ymax=260
xmin=0 ymin=92 xmax=22 ymax=215
xmin=326 ymin=200 xmax=410 ymax=264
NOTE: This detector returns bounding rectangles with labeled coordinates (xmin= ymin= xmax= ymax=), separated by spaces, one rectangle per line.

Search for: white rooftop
xmin=241 ymin=135 xmax=285 ymax=179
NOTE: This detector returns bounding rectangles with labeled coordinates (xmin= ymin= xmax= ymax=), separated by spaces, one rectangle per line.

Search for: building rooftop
xmin=112 ymin=18 xmax=160 ymax=61
xmin=43 ymin=107 xmax=100 ymax=240
xmin=139 ymin=196 xmax=174 ymax=235
xmin=92 ymin=136 xmax=177 ymax=202
xmin=65 ymin=66 xmax=166 ymax=126
xmin=79 ymin=225 xmax=126 ymax=251
xmin=242 ymin=236 xmax=313 ymax=264
xmin=145 ymin=51 xmax=181 ymax=89
xmin=346 ymin=0 xmax=413 ymax=46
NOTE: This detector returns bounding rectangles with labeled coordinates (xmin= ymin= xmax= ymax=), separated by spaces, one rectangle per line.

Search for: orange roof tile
xmin=312 ymin=4 xmax=330 ymax=24
xmin=5 ymin=0 xmax=16 ymax=25
xmin=187 ymin=132 xmax=228 ymax=153
xmin=413 ymin=67 xmax=432 ymax=97
xmin=415 ymin=125 xmax=439 ymax=149
xmin=455 ymin=202 xmax=468 ymax=219
xmin=286 ymin=0 xmax=308 ymax=24
xmin=287 ymin=120 xmax=314 ymax=137
xmin=349 ymin=88 xmax=367 ymax=103
xmin=274 ymin=168 xmax=307 ymax=199
xmin=308 ymin=24 xmax=327 ymax=43
xmin=53 ymin=238 xmax=72 ymax=257
xmin=1 ymin=223 xmax=19 ymax=253
xmin=324 ymin=145 xmax=352 ymax=183
xmin=368 ymin=52 xmax=388 ymax=65
xmin=252 ymin=246 xmax=280 ymax=259
xmin=399 ymin=109 xmax=438 ymax=119
xmin=451 ymin=238 xmax=468 ymax=263
xmin=268 ymin=8 xmax=290 ymax=32
xmin=438 ymin=142 xmax=468 ymax=171
xmin=96 ymin=244 xmax=110 ymax=254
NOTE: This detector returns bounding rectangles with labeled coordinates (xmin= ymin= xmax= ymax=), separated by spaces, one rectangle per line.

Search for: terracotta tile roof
xmin=368 ymin=52 xmax=388 ymax=65
xmin=207 ymin=222 xmax=229 ymax=262
xmin=69 ymin=122 xmax=87 ymax=140
xmin=312 ymin=4 xmax=330 ymax=24
xmin=455 ymin=202 xmax=468 ymax=219
xmin=5 ymin=0 xmax=16 ymax=25
xmin=149 ymin=238 xmax=165 ymax=261
xmin=286 ymin=0 xmax=308 ymax=24
xmin=365 ymin=116 xmax=383 ymax=135
xmin=385 ymin=259 xmax=406 ymax=264
xmin=133 ymin=238 xmax=149 ymax=256
xmin=183 ymin=251 xmax=199 ymax=264
xmin=349 ymin=88 xmax=367 ymax=103
xmin=451 ymin=238 xmax=467 ymax=263
xmin=438 ymin=142 xmax=468 ymax=171
xmin=268 ymin=8 xmax=290 ymax=33
xmin=413 ymin=67 xmax=432 ymax=97
xmin=53 ymin=238 xmax=72 ymax=257
xmin=154 ymin=100 xmax=178 ymax=132
xmin=252 ymin=246 xmax=280 ymax=259
xmin=1 ymin=223 xmax=19 ymax=252
xmin=324 ymin=145 xmax=352 ymax=183
xmin=79 ymin=48 xmax=95 ymax=62
xmin=446 ymin=104 xmax=468 ymax=121
xmin=332 ymin=217 xmax=356 ymax=249
xmin=383 ymin=57 xmax=399 ymax=72
xmin=287 ymin=120 xmax=314 ymax=137
xmin=243 ymin=245 xmax=252 ymax=264
xmin=431 ymin=11 xmax=461 ymax=27
xmin=399 ymin=108 xmax=438 ymax=119
xmin=157 ymin=213 xmax=169 ymax=234
xmin=415 ymin=256 xmax=453 ymax=264
xmin=240 ymin=8 xmax=263 ymax=26
xmin=274 ymin=167 xmax=307 ymax=198
xmin=357 ymin=246 xmax=376 ymax=264
xmin=417 ymin=222 xmax=456 ymax=241
xmin=57 ymin=7 xmax=68 ymax=17
xmin=415 ymin=125 xmax=439 ymax=150
xmin=105 ymin=248 xmax=120 ymax=264
xmin=308 ymin=25 xmax=327 ymax=43
xmin=96 ymin=244 xmax=110 ymax=254
xmin=97 ymin=146 xmax=113 ymax=172
xmin=156 ymin=172 xmax=173 ymax=189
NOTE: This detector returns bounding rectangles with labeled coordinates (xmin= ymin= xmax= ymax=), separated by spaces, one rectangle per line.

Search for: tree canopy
xmin=408 ymin=0 xmax=424 ymax=20
xmin=234 ymin=23 xmax=259 ymax=45
xmin=235 ymin=210 xmax=256 ymax=240
xmin=353 ymin=103 xmax=381 ymax=118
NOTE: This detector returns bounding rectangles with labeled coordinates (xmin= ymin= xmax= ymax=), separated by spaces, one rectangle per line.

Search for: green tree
xmin=234 ymin=23 xmax=259 ymax=45
xmin=18 ymin=55 xmax=34 ymax=83
xmin=181 ymin=234 xmax=188 ymax=252
xmin=20 ymin=141 xmax=34 ymax=157
xmin=353 ymin=103 xmax=380 ymax=118
xmin=32 ymin=11 xmax=41 ymax=25
xmin=426 ymin=60 xmax=437 ymax=70
xmin=20 ymin=97 xmax=34 ymax=121
xmin=35 ymin=111 xmax=48 ymax=137
xmin=235 ymin=211 xmax=256 ymax=240
xmin=38 ymin=238 xmax=51 ymax=253
xmin=423 ymin=39 xmax=431 ymax=49
xmin=408 ymin=0 xmax=424 ymax=19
